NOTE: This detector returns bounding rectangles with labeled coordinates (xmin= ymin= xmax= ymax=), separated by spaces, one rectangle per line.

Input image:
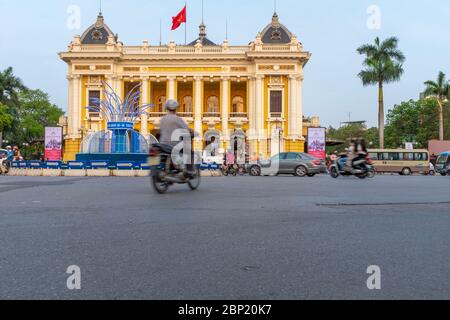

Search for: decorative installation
xmin=77 ymin=82 xmax=157 ymax=164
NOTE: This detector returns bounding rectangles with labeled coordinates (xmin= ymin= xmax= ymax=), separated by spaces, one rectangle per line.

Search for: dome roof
xmin=260 ymin=12 xmax=292 ymax=44
xmin=80 ymin=13 xmax=116 ymax=45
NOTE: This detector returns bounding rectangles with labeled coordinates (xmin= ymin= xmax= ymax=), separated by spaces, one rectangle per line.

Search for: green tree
xmin=423 ymin=71 xmax=450 ymax=141
xmin=17 ymin=89 xmax=64 ymax=145
xmin=357 ymin=37 xmax=405 ymax=149
xmin=0 ymin=103 xmax=13 ymax=146
xmin=327 ymin=123 xmax=379 ymax=153
xmin=384 ymin=99 xmax=440 ymax=149
xmin=0 ymin=67 xmax=27 ymax=144
xmin=0 ymin=67 xmax=26 ymax=109
xmin=0 ymin=103 xmax=13 ymax=131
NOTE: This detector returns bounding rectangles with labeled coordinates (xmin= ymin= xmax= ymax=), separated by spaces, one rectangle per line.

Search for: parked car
xmin=247 ymin=152 xmax=327 ymax=177
xmin=435 ymin=152 xmax=450 ymax=176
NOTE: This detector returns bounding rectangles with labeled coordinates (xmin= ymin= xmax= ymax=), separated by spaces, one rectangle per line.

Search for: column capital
xmin=194 ymin=76 xmax=203 ymax=81
xmin=140 ymin=76 xmax=150 ymax=81
xmin=167 ymin=76 xmax=177 ymax=81
xmin=255 ymin=75 xmax=265 ymax=80
xmin=220 ymin=76 xmax=230 ymax=81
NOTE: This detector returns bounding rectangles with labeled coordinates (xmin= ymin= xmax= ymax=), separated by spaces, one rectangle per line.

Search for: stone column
xmin=194 ymin=76 xmax=203 ymax=147
xmin=255 ymin=75 xmax=265 ymax=139
xmin=221 ymin=77 xmax=230 ymax=147
xmin=248 ymin=77 xmax=256 ymax=135
xmin=168 ymin=76 xmax=176 ymax=100
xmin=297 ymin=75 xmax=304 ymax=139
xmin=67 ymin=75 xmax=74 ymax=136
xmin=140 ymin=77 xmax=149 ymax=136
xmin=114 ymin=76 xmax=123 ymax=102
xmin=72 ymin=75 xmax=82 ymax=137
xmin=288 ymin=75 xmax=297 ymax=137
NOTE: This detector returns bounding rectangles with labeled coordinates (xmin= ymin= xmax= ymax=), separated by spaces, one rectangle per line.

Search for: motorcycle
xmin=424 ymin=163 xmax=436 ymax=176
xmin=221 ymin=163 xmax=246 ymax=176
xmin=149 ymin=143 xmax=201 ymax=194
xmin=329 ymin=153 xmax=375 ymax=179
xmin=221 ymin=164 xmax=237 ymax=176
xmin=0 ymin=157 xmax=10 ymax=175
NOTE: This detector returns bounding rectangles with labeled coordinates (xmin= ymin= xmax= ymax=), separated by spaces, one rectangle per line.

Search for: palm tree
xmin=424 ymin=71 xmax=449 ymax=141
xmin=357 ymin=37 xmax=405 ymax=149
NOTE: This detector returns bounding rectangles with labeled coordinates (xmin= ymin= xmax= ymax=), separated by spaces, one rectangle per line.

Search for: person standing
xmin=13 ymin=146 xmax=22 ymax=161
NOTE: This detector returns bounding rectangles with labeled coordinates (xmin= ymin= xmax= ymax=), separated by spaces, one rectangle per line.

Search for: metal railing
xmin=203 ymin=112 xmax=220 ymax=118
xmin=230 ymin=112 xmax=248 ymax=118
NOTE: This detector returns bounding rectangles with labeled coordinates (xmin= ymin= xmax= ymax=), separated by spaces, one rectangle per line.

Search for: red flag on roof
xmin=171 ymin=5 xmax=187 ymax=31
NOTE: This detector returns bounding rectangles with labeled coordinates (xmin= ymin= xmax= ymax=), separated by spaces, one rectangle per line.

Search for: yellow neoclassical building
xmin=59 ymin=11 xmax=314 ymax=161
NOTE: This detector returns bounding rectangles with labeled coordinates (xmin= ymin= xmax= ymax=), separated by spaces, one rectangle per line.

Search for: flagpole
xmin=160 ymin=18 xmax=162 ymax=46
xmin=184 ymin=1 xmax=187 ymax=45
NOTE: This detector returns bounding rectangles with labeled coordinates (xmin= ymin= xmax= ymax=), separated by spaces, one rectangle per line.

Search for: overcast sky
xmin=1 ymin=0 xmax=449 ymax=127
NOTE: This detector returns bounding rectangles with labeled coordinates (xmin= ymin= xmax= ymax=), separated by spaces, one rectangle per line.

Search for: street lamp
xmin=276 ymin=120 xmax=283 ymax=155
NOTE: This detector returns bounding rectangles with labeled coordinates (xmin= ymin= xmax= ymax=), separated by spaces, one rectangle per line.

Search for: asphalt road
xmin=0 ymin=174 xmax=449 ymax=300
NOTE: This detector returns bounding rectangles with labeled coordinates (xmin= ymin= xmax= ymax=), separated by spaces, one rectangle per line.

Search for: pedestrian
xmin=209 ymin=136 xmax=219 ymax=157
xmin=13 ymin=146 xmax=22 ymax=161
xmin=430 ymin=154 xmax=437 ymax=166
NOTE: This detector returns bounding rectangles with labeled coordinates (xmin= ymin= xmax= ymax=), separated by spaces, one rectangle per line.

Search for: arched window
xmin=232 ymin=96 xmax=245 ymax=114
xmin=182 ymin=96 xmax=193 ymax=114
xmin=206 ymin=96 xmax=219 ymax=114
xmin=156 ymin=95 xmax=166 ymax=113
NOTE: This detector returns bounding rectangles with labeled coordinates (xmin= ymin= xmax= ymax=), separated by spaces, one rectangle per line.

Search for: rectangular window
xmin=88 ymin=90 xmax=101 ymax=118
xmin=270 ymin=90 xmax=282 ymax=117
xmin=414 ymin=153 xmax=428 ymax=161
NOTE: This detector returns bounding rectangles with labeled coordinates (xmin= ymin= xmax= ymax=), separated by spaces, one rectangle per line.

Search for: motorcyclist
xmin=6 ymin=146 xmax=13 ymax=161
xmin=0 ymin=146 xmax=12 ymax=174
xmin=159 ymin=99 xmax=195 ymax=178
xmin=345 ymin=138 xmax=368 ymax=173
xmin=345 ymin=139 xmax=357 ymax=172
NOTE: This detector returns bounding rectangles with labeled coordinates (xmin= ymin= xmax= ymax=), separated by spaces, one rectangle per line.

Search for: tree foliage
xmin=423 ymin=71 xmax=449 ymax=140
xmin=0 ymin=67 xmax=63 ymax=148
xmin=327 ymin=123 xmax=379 ymax=153
xmin=384 ymin=99 xmax=450 ymax=149
xmin=0 ymin=102 xmax=13 ymax=132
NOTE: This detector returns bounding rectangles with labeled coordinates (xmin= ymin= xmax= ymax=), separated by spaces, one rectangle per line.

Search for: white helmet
xmin=165 ymin=99 xmax=179 ymax=111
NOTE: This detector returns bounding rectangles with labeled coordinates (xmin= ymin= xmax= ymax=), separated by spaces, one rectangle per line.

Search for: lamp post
xmin=276 ymin=120 xmax=283 ymax=155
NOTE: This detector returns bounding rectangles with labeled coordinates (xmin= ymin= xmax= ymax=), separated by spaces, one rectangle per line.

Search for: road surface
xmin=0 ymin=175 xmax=449 ymax=299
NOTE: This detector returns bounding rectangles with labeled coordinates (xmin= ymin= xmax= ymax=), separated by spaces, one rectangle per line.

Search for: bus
xmin=367 ymin=149 xmax=429 ymax=175
xmin=435 ymin=152 xmax=450 ymax=176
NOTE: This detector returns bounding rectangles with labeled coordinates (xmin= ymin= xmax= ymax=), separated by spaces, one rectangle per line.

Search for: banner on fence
xmin=307 ymin=128 xmax=326 ymax=160
xmin=44 ymin=127 xmax=63 ymax=161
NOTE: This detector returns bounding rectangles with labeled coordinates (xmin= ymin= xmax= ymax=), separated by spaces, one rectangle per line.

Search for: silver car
xmin=248 ymin=152 xmax=327 ymax=177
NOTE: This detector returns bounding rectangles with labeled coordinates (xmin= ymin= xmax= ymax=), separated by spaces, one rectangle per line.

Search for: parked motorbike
xmin=149 ymin=144 xmax=201 ymax=194
xmin=424 ymin=163 xmax=436 ymax=176
xmin=221 ymin=163 xmax=247 ymax=176
xmin=0 ymin=157 xmax=10 ymax=175
xmin=329 ymin=154 xmax=375 ymax=179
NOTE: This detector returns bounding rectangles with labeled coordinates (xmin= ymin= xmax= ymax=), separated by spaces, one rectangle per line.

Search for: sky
xmin=1 ymin=0 xmax=450 ymax=128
